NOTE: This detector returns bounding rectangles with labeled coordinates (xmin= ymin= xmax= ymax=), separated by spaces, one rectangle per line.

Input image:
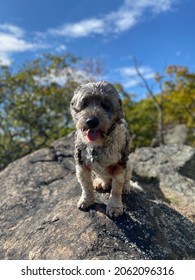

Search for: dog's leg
xmin=76 ymin=164 xmax=95 ymax=209
xmin=106 ymin=166 xmax=125 ymax=217
xmin=123 ymin=159 xmax=132 ymax=194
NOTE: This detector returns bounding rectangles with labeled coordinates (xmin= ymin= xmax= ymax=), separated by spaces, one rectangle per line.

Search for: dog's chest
xmin=81 ymin=143 xmax=121 ymax=168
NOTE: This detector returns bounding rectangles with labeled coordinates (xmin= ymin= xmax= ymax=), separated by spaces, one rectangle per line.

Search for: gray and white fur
xmin=70 ymin=81 xmax=131 ymax=217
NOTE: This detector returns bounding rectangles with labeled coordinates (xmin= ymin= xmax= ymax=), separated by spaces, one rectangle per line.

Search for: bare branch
xmin=133 ymin=57 xmax=164 ymax=146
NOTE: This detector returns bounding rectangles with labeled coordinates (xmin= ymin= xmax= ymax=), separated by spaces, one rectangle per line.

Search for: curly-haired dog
xmin=70 ymin=81 xmax=131 ymax=217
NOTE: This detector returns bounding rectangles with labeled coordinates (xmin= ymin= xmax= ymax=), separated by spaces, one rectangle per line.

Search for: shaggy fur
xmin=70 ymin=81 xmax=131 ymax=217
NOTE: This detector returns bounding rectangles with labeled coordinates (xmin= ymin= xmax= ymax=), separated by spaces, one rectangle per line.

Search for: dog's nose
xmin=86 ymin=117 xmax=99 ymax=129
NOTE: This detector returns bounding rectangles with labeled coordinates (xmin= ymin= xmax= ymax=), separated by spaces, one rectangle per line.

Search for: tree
xmin=123 ymin=94 xmax=157 ymax=148
xmin=122 ymin=63 xmax=195 ymax=148
xmin=163 ymin=65 xmax=195 ymax=145
xmin=0 ymin=53 xmax=84 ymax=170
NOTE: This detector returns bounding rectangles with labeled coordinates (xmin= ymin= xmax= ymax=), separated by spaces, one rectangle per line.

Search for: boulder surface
xmin=0 ymin=133 xmax=195 ymax=260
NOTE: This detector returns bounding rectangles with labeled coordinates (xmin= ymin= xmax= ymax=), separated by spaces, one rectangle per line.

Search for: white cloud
xmin=0 ymin=23 xmax=25 ymax=37
xmin=55 ymin=44 xmax=67 ymax=52
xmin=48 ymin=0 xmax=176 ymax=38
xmin=115 ymin=65 xmax=155 ymax=88
xmin=0 ymin=33 xmax=35 ymax=53
xmin=0 ymin=24 xmax=47 ymax=66
xmin=0 ymin=52 xmax=12 ymax=66
xmin=49 ymin=18 xmax=104 ymax=38
xmin=105 ymin=9 xmax=139 ymax=33
xmin=0 ymin=34 xmax=35 ymax=66
xmin=118 ymin=66 xmax=154 ymax=77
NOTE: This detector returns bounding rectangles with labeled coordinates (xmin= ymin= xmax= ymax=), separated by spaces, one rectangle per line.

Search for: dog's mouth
xmin=86 ymin=129 xmax=101 ymax=142
xmin=81 ymin=126 xmax=102 ymax=142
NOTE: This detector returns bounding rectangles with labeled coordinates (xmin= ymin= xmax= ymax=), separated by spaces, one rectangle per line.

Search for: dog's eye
xmin=102 ymin=102 xmax=111 ymax=112
xmin=81 ymin=100 xmax=89 ymax=109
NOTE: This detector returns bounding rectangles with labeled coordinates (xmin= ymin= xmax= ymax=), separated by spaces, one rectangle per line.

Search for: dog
xmin=70 ymin=81 xmax=131 ymax=217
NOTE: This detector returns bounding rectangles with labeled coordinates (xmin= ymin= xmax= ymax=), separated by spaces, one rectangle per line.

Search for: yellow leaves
xmin=166 ymin=65 xmax=188 ymax=78
xmin=159 ymin=64 xmax=195 ymax=134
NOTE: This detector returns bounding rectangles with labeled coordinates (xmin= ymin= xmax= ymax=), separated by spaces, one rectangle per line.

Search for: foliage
xmin=163 ymin=65 xmax=195 ymax=130
xmin=0 ymin=53 xmax=82 ymax=170
xmin=123 ymin=65 xmax=195 ymax=148
xmin=123 ymin=93 xmax=157 ymax=148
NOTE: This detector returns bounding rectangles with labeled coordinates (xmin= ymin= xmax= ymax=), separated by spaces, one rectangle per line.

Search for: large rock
xmin=130 ymin=144 xmax=195 ymax=202
xmin=164 ymin=124 xmax=189 ymax=145
xmin=0 ymin=134 xmax=195 ymax=260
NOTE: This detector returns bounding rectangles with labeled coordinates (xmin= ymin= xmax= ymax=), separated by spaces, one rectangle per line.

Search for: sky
xmin=0 ymin=0 xmax=195 ymax=98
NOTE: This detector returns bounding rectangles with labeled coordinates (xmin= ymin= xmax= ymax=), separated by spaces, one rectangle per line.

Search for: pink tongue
xmin=87 ymin=130 xmax=100 ymax=142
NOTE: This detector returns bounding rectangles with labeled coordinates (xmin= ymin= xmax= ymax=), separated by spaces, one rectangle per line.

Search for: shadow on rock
xmin=81 ymin=191 xmax=195 ymax=260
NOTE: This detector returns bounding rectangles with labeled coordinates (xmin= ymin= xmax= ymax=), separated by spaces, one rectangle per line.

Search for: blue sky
xmin=0 ymin=0 xmax=194 ymax=97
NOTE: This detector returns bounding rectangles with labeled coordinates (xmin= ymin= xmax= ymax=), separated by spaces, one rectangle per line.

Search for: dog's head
xmin=70 ymin=81 xmax=123 ymax=144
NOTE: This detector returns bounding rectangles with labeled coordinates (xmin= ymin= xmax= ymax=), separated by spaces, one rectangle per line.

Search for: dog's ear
xmin=118 ymin=96 xmax=124 ymax=119
xmin=70 ymin=85 xmax=82 ymax=112
xmin=70 ymin=95 xmax=79 ymax=115
xmin=119 ymin=96 xmax=122 ymax=107
xmin=70 ymin=97 xmax=75 ymax=109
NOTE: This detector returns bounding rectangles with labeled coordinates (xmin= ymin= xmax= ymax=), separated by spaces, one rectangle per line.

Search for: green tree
xmin=163 ymin=65 xmax=195 ymax=145
xmin=0 ymin=53 xmax=82 ymax=170
xmin=123 ymin=95 xmax=157 ymax=148
xmin=122 ymin=64 xmax=195 ymax=148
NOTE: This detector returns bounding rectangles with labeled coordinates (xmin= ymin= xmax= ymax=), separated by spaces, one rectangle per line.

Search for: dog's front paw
xmin=77 ymin=196 xmax=94 ymax=209
xmin=106 ymin=198 xmax=123 ymax=217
